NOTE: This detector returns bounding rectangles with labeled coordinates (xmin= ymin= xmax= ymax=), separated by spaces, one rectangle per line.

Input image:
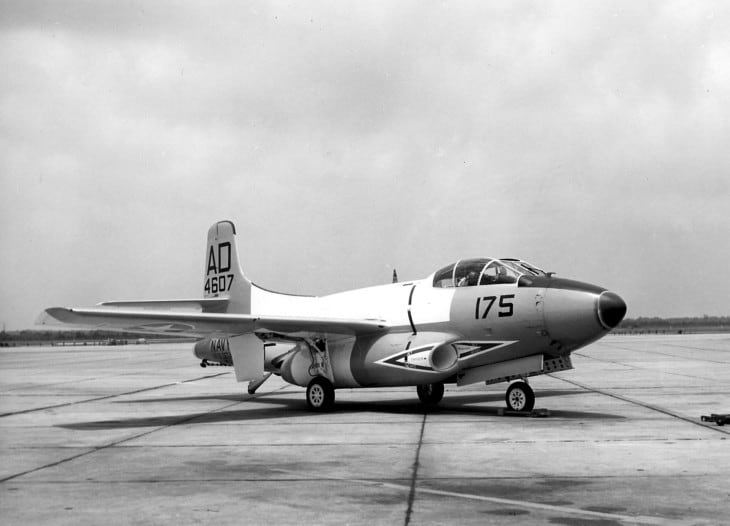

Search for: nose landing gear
xmin=505 ymin=381 xmax=535 ymax=412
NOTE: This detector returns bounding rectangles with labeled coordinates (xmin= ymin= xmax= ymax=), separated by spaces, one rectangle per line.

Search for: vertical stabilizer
xmin=204 ymin=221 xmax=251 ymax=314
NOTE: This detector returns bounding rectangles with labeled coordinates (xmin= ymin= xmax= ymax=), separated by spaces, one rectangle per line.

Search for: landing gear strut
xmin=417 ymin=382 xmax=445 ymax=405
xmin=303 ymin=337 xmax=335 ymax=411
xmin=505 ymin=381 xmax=535 ymax=412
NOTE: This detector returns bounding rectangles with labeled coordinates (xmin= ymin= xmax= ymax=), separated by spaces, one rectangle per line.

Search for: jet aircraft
xmin=40 ymin=220 xmax=627 ymax=412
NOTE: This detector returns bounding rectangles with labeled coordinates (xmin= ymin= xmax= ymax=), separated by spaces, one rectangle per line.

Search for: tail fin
xmin=204 ymin=220 xmax=251 ymax=314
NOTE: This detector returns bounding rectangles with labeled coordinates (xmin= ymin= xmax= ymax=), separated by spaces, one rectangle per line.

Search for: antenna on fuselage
xmin=392 ymin=269 xmax=398 ymax=283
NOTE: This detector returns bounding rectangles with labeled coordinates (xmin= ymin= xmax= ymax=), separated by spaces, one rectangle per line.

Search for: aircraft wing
xmin=38 ymin=307 xmax=389 ymax=338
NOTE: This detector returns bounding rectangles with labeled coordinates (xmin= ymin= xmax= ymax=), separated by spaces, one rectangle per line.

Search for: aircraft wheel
xmin=505 ymin=381 xmax=535 ymax=412
xmin=306 ymin=377 xmax=335 ymax=411
xmin=417 ymin=382 xmax=445 ymax=405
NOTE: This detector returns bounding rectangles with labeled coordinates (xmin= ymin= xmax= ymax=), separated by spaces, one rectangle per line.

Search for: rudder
xmin=204 ymin=220 xmax=251 ymax=314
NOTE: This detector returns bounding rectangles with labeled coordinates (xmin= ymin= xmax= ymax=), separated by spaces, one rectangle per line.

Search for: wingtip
xmin=36 ymin=307 xmax=70 ymax=326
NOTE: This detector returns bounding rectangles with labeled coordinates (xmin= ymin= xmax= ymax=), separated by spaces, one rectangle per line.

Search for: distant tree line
xmin=617 ymin=316 xmax=730 ymax=334
xmin=619 ymin=316 xmax=730 ymax=329
xmin=0 ymin=329 xmax=191 ymax=346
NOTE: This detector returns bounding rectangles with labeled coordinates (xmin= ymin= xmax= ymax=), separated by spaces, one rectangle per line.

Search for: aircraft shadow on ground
xmin=59 ymin=389 xmax=623 ymax=430
xmin=115 ymin=388 xmax=580 ymax=406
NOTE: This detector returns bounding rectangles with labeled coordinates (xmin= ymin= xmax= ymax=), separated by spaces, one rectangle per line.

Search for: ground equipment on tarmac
xmin=700 ymin=413 xmax=729 ymax=426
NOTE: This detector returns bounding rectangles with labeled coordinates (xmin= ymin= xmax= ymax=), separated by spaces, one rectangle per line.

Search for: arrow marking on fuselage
xmin=376 ymin=344 xmax=439 ymax=372
xmin=375 ymin=341 xmax=517 ymax=373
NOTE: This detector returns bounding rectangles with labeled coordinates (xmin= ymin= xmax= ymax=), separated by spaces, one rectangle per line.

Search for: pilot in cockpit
xmin=495 ymin=265 xmax=508 ymax=283
xmin=458 ymin=270 xmax=479 ymax=287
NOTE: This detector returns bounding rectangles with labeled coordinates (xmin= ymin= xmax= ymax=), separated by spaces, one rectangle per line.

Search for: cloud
xmin=1 ymin=1 xmax=730 ymax=328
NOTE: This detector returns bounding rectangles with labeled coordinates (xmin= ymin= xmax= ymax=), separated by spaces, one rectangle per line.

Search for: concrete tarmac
xmin=1 ymin=334 xmax=728 ymax=525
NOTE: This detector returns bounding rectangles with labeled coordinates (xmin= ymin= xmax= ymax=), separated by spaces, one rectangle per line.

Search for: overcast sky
xmin=1 ymin=1 xmax=729 ymax=329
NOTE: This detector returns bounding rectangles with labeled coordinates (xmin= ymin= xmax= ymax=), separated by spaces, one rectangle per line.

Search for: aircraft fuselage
xmin=248 ymin=273 xmax=623 ymax=389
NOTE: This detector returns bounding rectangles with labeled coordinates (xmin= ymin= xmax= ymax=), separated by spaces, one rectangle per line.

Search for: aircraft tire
xmin=505 ymin=381 xmax=535 ymax=412
xmin=417 ymin=382 xmax=445 ymax=405
xmin=306 ymin=377 xmax=335 ymax=411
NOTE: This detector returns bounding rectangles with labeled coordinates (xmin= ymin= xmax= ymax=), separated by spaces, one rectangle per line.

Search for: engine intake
xmin=406 ymin=343 xmax=459 ymax=372
xmin=430 ymin=343 xmax=459 ymax=372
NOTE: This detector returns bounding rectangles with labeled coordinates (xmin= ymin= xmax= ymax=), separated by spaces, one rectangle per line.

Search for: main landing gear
xmin=417 ymin=382 xmax=445 ymax=405
xmin=505 ymin=380 xmax=535 ymax=412
xmin=306 ymin=377 xmax=335 ymax=411
xmin=304 ymin=338 xmax=336 ymax=411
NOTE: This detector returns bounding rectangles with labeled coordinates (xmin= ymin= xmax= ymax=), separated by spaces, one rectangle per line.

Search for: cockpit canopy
xmin=432 ymin=258 xmax=546 ymax=288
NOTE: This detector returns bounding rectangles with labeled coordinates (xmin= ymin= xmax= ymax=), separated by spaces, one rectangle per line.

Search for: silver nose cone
xmin=597 ymin=292 xmax=627 ymax=329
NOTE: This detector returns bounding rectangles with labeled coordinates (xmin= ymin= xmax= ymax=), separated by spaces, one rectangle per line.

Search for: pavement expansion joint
xmin=0 ymin=381 xmax=285 ymax=483
xmin=403 ymin=412 xmax=427 ymax=526
xmin=0 ymin=371 xmax=229 ymax=418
